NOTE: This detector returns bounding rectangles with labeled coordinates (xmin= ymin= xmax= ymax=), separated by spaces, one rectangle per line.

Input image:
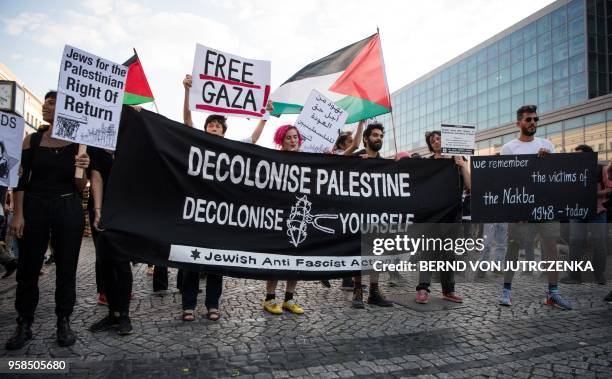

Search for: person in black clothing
xmin=350 ymin=123 xmax=393 ymax=309
xmin=6 ymin=91 xmax=90 ymax=350
xmin=87 ymin=146 xmax=134 ymax=335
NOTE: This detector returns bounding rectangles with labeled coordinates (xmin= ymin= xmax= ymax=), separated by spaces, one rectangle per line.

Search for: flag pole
xmin=377 ymin=28 xmax=397 ymax=156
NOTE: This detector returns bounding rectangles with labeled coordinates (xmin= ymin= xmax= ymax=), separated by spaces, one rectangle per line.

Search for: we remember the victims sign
xmin=189 ymin=44 xmax=271 ymax=120
xmin=470 ymin=153 xmax=597 ymax=222
xmin=53 ymin=45 xmax=127 ymax=150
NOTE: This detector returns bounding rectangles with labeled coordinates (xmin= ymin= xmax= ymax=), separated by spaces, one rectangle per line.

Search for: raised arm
xmin=342 ymin=120 xmax=364 ymax=156
xmin=250 ymin=101 xmax=274 ymax=144
xmin=183 ymin=74 xmax=194 ymax=127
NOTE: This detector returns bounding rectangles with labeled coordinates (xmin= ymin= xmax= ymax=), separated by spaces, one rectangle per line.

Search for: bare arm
xmin=91 ymin=170 xmax=104 ymax=230
xmin=342 ymin=120 xmax=364 ymax=156
xmin=455 ymin=156 xmax=471 ymax=190
xmin=250 ymin=101 xmax=274 ymax=144
xmin=74 ymin=150 xmax=89 ymax=191
xmin=183 ymin=74 xmax=193 ymax=127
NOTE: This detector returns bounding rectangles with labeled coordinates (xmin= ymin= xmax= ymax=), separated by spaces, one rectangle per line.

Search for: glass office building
xmin=380 ymin=0 xmax=612 ymax=160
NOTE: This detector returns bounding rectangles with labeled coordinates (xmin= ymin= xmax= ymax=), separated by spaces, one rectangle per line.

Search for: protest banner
xmin=53 ymin=45 xmax=127 ymax=151
xmin=471 ymin=153 xmax=597 ymax=222
xmin=294 ymin=90 xmax=349 ymax=153
xmin=441 ymin=123 xmax=476 ymax=155
xmin=98 ymin=107 xmax=463 ymax=280
xmin=0 ymin=111 xmax=25 ymax=186
xmin=189 ymin=44 xmax=271 ymax=120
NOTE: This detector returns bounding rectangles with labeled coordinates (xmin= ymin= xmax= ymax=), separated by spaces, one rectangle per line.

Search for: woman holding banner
xmin=6 ymin=91 xmax=90 ymax=350
xmin=414 ymin=130 xmax=470 ymax=305
xmin=263 ymin=125 xmax=305 ymax=315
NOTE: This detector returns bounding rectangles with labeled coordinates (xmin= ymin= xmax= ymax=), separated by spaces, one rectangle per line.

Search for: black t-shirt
xmin=87 ymin=148 xmax=114 ymax=211
xmin=352 ymin=149 xmax=382 ymax=158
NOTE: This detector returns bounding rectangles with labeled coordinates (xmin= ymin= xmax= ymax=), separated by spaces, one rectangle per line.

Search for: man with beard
xmin=498 ymin=105 xmax=572 ymax=310
xmin=350 ymin=123 xmax=393 ymax=308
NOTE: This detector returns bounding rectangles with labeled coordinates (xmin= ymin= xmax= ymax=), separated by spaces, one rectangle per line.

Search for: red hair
xmin=273 ymin=125 xmax=302 ymax=148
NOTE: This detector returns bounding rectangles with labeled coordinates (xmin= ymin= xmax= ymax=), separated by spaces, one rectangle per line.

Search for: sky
xmin=1 ymin=0 xmax=555 ymax=147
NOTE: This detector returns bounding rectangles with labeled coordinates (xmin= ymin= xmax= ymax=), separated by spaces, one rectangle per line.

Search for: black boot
xmin=2 ymin=259 xmax=17 ymax=279
xmin=117 ymin=313 xmax=133 ymax=336
xmin=5 ymin=317 xmax=33 ymax=350
xmin=367 ymin=286 xmax=393 ymax=307
xmin=56 ymin=317 xmax=76 ymax=347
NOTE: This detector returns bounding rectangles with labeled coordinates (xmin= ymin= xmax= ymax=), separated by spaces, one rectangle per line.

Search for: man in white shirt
xmin=498 ymin=105 xmax=572 ymax=310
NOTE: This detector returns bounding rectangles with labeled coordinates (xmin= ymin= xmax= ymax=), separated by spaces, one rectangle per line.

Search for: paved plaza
xmin=1 ymin=237 xmax=611 ymax=378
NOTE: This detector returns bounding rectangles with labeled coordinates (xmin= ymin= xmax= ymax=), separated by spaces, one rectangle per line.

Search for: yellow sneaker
xmin=263 ymin=299 xmax=283 ymax=315
xmin=282 ymin=299 xmax=304 ymax=315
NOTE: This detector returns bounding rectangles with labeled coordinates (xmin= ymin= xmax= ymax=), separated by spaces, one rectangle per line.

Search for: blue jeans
xmin=479 ymin=223 xmax=508 ymax=264
xmin=181 ymin=270 xmax=223 ymax=310
xmin=567 ymin=212 xmax=608 ymax=280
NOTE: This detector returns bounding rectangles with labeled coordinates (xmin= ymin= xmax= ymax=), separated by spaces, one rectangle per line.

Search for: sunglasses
xmin=523 ymin=116 xmax=539 ymax=123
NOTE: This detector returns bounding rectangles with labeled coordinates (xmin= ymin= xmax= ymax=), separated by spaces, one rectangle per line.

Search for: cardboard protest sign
xmin=53 ymin=45 xmax=127 ymax=150
xmin=471 ymin=153 xmax=597 ymax=222
xmin=190 ymin=44 xmax=271 ymax=120
xmin=0 ymin=111 xmax=25 ymax=186
xmin=441 ymin=123 xmax=476 ymax=155
xmin=295 ymin=90 xmax=349 ymax=153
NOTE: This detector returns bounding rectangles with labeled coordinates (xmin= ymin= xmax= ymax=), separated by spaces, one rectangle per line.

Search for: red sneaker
xmin=415 ymin=290 xmax=429 ymax=304
xmin=443 ymin=292 xmax=463 ymax=303
xmin=98 ymin=293 xmax=108 ymax=306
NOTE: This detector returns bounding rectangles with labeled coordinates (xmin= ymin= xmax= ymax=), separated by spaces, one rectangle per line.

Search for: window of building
xmin=499 ymin=67 xmax=511 ymax=84
xmin=551 ymin=5 xmax=567 ymax=28
xmin=511 ymin=29 xmax=524 ymax=48
xmin=568 ymin=34 xmax=586 ymax=56
xmin=539 ymin=83 xmax=554 ymax=103
xmin=524 ymin=71 xmax=538 ymax=90
xmin=511 ymin=63 xmax=524 ymax=79
xmin=568 ymin=54 xmax=586 ymax=75
xmin=554 ymin=96 xmax=570 ymax=109
xmin=553 ymin=41 xmax=569 ymax=63
xmin=538 ymin=66 xmax=553 ymax=85
xmin=538 ymin=49 xmax=553 ymax=69
xmin=570 ymin=90 xmax=587 ymax=103
xmin=524 ymin=55 xmax=538 ymax=74
xmin=569 ymin=72 xmax=587 ymax=93
xmin=511 ymin=78 xmax=524 ymax=95
xmin=499 ymin=98 xmax=512 ymax=116
xmin=499 ymin=82 xmax=511 ymax=99
xmin=552 ymin=24 xmax=568 ymax=45
xmin=524 ymin=38 xmax=537 ymax=58
xmin=524 ymin=22 xmax=537 ymax=41
xmin=476 ymin=140 xmax=491 ymax=156
xmin=553 ymin=78 xmax=570 ymax=98
xmin=525 ymin=88 xmax=538 ymax=105
xmin=568 ymin=16 xmax=584 ymax=37
xmin=488 ymin=88 xmax=499 ymax=103
xmin=553 ymin=60 xmax=569 ymax=80
xmin=567 ymin=0 xmax=584 ymax=20
xmin=537 ymin=32 xmax=552 ymax=52
xmin=511 ymin=94 xmax=524 ymax=112
xmin=511 ymin=45 xmax=523 ymax=64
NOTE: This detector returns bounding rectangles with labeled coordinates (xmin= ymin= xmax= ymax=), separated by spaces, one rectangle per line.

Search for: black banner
xmin=470 ymin=153 xmax=597 ymax=223
xmin=99 ymin=107 xmax=462 ymax=280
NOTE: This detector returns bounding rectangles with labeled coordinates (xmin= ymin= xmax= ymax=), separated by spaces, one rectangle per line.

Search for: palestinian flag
xmin=122 ymin=50 xmax=155 ymax=105
xmin=271 ymin=33 xmax=391 ymax=124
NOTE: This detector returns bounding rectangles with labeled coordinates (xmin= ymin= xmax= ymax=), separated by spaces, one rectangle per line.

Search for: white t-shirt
xmin=500 ymin=137 xmax=555 ymax=155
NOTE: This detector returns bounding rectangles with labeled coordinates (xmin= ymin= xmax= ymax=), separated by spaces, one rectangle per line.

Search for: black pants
xmin=153 ymin=265 xmax=168 ymax=291
xmin=15 ymin=193 xmax=84 ymax=321
xmin=96 ymin=233 xmax=132 ymax=313
xmin=88 ymin=209 xmax=105 ymax=294
xmin=181 ymin=270 xmax=222 ymax=310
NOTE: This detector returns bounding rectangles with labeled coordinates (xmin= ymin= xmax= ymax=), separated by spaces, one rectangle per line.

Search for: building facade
xmin=0 ymin=62 xmax=44 ymax=133
xmin=380 ymin=0 xmax=611 ymax=160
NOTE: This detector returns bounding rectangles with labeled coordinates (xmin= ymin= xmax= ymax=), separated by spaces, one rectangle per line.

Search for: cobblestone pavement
xmin=1 ymin=237 xmax=611 ymax=378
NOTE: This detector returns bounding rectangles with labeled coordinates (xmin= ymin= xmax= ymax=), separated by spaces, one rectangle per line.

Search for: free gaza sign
xmin=189 ymin=43 xmax=271 ymax=120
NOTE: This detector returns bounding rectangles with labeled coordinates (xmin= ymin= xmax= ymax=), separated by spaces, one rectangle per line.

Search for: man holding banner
xmin=498 ymin=105 xmax=572 ymax=310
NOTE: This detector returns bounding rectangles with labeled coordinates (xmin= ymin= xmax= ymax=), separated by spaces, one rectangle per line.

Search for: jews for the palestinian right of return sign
xmin=189 ymin=44 xmax=271 ymax=120
xmin=52 ymin=45 xmax=127 ymax=150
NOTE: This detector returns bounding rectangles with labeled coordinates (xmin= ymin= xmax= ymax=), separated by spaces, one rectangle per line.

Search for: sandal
xmin=206 ymin=309 xmax=220 ymax=321
xmin=182 ymin=310 xmax=195 ymax=321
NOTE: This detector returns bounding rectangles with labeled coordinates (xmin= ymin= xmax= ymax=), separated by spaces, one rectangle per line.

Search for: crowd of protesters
xmin=1 ymin=83 xmax=610 ymax=351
